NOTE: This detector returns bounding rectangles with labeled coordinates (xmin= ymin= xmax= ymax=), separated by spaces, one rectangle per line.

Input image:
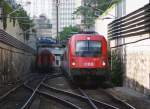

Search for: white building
xmin=34 ymin=15 xmax=52 ymax=38
xmin=52 ymin=0 xmax=82 ymax=38
xmin=97 ymin=0 xmax=150 ymax=95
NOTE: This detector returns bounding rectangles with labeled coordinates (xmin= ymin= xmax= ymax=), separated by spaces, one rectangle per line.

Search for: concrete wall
xmin=95 ymin=0 xmax=150 ymax=95
xmin=0 ymin=27 xmax=35 ymax=84
xmin=0 ymin=18 xmax=37 ymax=49
xmin=108 ymin=0 xmax=150 ymax=95
xmin=110 ymin=33 xmax=150 ymax=95
xmin=0 ymin=42 xmax=35 ymax=84
xmin=0 ymin=18 xmax=24 ymax=42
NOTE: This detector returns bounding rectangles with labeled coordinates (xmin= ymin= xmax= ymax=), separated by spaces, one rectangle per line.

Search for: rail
xmin=41 ymin=83 xmax=120 ymax=109
xmin=78 ymin=88 xmax=98 ymax=109
xmin=0 ymin=72 xmax=136 ymax=109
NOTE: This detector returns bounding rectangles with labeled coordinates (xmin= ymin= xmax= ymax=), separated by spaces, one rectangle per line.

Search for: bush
xmin=110 ymin=51 xmax=123 ymax=86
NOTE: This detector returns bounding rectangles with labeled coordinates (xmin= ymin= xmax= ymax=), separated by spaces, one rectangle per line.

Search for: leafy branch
xmin=74 ymin=0 xmax=121 ymax=28
xmin=59 ymin=26 xmax=80 ymax=40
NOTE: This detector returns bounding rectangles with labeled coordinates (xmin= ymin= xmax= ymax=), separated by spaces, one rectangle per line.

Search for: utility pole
xmin=56 ymin=0 xmax=59 ymax=43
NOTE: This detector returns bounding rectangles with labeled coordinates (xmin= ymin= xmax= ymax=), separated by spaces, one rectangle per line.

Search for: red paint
xmin=61 ymin=33 xmax=109 ymax=77
xmin=37 ymin=49 xmax=55 ymax=69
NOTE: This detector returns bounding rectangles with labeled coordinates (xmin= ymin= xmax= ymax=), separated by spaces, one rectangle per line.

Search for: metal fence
xmin=108 ymin=3 xmax=150 ymax=39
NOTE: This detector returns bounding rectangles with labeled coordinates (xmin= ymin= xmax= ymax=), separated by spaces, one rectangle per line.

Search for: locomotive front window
xmin=76 ymin=40 xmax=101 ymax=57
xmin=76 ymin=41 xmax=88 ymax=51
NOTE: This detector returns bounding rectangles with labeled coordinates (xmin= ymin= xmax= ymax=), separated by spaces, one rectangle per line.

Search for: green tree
xmin=74 ymin=0 xmax=121 ymax=28
xmin=16 ymin=8 xmax=34 ymax=40
xmin=59 ymin=26 xmax=80 ymax=40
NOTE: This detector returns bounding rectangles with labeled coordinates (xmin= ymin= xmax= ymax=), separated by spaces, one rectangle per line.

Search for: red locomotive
xmin=37 ymin=48 xmax=55 ymax=73
xmin=36 ymin=37 xmax=56 ymax=73
xmin=61 ymin=31 xmax=109 ymax=83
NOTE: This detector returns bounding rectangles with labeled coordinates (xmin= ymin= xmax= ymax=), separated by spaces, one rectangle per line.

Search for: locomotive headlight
xmin=72 ymin=62 xmax=76 ymax=66
xmin=102 ymin=61 xmax=106 ymax=66
xmin=87 ymin=37 xmax=90 ymax=40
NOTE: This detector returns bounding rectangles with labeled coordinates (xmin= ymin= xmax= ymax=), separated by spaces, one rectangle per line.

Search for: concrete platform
xmin=106 ymin=87 xmax=150 ymax=109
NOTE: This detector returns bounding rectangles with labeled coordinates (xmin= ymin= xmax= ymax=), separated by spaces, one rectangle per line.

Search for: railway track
xmin=0 ymin=70 xmax=136 ymax=109
xmin=39 ymin=82 xmax=136 ymax=109
xmin=0 ymin=73 xmax=62 ymax=109
xmin=39 ymin=82 xmax=118 ymax=109
xmin=77 ymin=88 xmax=136 ymax=109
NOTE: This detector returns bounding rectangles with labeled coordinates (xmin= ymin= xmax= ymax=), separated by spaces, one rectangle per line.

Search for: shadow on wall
xmin=125 ymin=76 xmax=150 ymax=96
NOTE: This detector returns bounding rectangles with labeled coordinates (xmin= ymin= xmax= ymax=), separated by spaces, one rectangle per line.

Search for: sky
xmin=126 ymin=0 xmax=149 ymax=14
xmin=16 ymin=0 xmax=52 ymax=19
xmin=16 ymin=0 xmax=150 ymax=20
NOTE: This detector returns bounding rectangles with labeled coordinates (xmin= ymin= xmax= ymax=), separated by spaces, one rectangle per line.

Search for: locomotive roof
xmin=70 ymin=31 xmax=104 ymax=37
xmin=77 ymin=31 xmax=98 ymax=34
xmin=71 ymin=33 xmax=105 ymax=39
xmin=63 ymin=32 xmax=106 ymax=45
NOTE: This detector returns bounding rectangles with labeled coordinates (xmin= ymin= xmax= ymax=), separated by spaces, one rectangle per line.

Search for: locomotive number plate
xmin=84 ymin=62 xmax=94 ymax=66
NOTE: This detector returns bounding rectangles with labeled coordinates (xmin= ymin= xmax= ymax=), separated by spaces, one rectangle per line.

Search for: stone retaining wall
xmin=0 ymin=42 xmax=35 ymax=84
xmin=0 ymin=28 xmax=35 ymax=85
xmin=110 ymin=33 xmax=150 ymax=95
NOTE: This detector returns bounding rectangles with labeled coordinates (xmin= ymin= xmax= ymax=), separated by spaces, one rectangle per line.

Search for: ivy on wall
xmin=110 ymin=51 xmax=123 ymax=86
xmin=0 ymin=0 xmax=12 ymax=29
xmin=16 ymin=8 xmax=34 ymax=40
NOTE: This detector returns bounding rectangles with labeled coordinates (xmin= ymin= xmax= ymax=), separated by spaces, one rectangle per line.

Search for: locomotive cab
xmin=62 ymin=32 xmax=109 ymax=83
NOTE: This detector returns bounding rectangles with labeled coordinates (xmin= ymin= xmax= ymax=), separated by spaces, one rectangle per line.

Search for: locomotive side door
xmin=67 ymin=41 xmax=71 ymax=77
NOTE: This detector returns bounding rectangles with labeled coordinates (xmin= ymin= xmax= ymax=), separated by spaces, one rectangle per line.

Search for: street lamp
xmin=55 ymin=0 xmax=68 ymax=43
xmin=0 ymin=5 xmax=3 ymax=20
xmin=56 ymin=0 xmax=59 ymax=43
